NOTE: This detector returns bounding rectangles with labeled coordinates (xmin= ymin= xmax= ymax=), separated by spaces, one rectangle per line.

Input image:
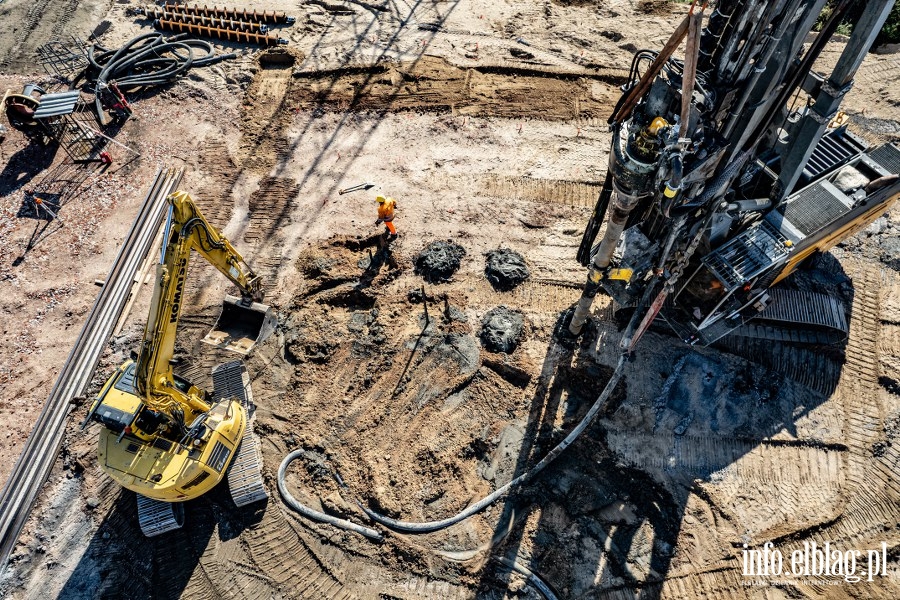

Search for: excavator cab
xmin=202 ymin=295 xmax=277 ymax=355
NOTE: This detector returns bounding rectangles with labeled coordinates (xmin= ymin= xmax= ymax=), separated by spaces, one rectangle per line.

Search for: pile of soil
xmin=480 ymin=306 xmax=525 ymax=353
xmin=485 ymin=249 xmax=530 ymax=291
xmin=414 ymin=240 xmax=466 ymax=283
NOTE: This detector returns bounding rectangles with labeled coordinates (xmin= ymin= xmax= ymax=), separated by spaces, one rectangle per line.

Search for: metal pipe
xmin=721 ymin=0 xmax=805 ymax=140
xmin=568 ymin=186 xmax=643 ymax=335
xmin=576 ymin=172 xmax=614 ymax=265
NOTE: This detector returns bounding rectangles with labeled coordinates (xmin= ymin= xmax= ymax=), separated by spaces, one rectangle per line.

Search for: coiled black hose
xmin=87 ymin=32 xmax=236 ymax=124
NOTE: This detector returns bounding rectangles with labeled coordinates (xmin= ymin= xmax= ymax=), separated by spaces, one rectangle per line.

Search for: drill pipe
xmin=163 ymin=4 xmax=295 ymax=25
xmin=141 ymin=8 xmax=269 ymax=33
xmin=154 ymin=19 xmax=286 ymax=46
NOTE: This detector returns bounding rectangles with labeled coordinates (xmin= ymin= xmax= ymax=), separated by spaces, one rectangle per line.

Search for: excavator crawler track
xmin=136 ymin=494 xmax=185 ymax=537
xmin=732 ymin=288 xmax=849 ymax=345
xmin=213 ymin=361 xmax=268 ymax=507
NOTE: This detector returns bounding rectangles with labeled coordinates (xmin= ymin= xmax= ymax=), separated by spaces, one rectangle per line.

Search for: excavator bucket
xmin=202 ymin=295 xmax=277 ymax=355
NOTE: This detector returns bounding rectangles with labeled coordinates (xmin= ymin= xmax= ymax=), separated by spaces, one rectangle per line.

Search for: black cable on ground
xmin=86 ymin=32 xmax=236 ymax=124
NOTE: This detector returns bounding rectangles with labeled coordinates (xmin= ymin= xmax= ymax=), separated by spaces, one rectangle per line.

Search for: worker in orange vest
xmin=375 ymin=195 xmax=398 ymax=237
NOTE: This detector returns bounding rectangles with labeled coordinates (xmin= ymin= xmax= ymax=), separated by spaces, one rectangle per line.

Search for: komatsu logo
xmin=169 ymin=259 xmax=188 ymax=323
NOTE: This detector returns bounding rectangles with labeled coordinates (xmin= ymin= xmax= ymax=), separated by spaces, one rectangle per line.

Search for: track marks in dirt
xmin=0 ymin=0 xmax=103 ymax=73
xmin=242 ymin=176 xmax=300 ymax=293
xmin=194 ymin=139 xmax=239 ymax=229
xmin=656 ymin=567 xmax=750 ymax=600
xmin=291 ymin=56 xmax=619 ymax=120
xmin=246 ymin=177 xmax=300 ymax=241
xmin=460 ymin=279 xmax=580 ymax=315
xmin=475 ymin=174 xmax=603 ymax=209
xmin=606 ymin=432 xmax=847 ymax=484
xmin=857 ymin=57 xmax=900 ymax=86
xmin=243 ymin=508 xmax=352 ymax=599
xmin=239 ymin=53 xmax=297 ymax=173
xmin=839 ymin=266 xmax=883 ymax=485
xmin=0 ymin=0 xmax=54 ymax=71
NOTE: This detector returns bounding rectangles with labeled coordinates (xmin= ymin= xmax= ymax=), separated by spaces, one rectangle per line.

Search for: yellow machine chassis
xmin=774 ymin=189 xmax=900 ymax=285
xmin=91 ymin=363 xmax=246 ymax=502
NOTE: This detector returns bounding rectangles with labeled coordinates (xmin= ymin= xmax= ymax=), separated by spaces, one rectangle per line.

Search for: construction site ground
xmin=2 ymin=0 xmax=900 ymax=598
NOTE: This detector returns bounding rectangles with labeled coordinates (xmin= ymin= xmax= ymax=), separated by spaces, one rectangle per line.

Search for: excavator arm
xmin=134 ymin=190 xmax=263 ymax=418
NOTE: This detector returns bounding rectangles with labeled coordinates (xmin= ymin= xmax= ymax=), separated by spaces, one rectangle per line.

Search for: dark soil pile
xmin=485 ymin=249 xmax=530 ymax=291
xmin=480 ymin=306 xmax=525 ymax=353
xmin=414 ymin=240 xmax=466 ymax=283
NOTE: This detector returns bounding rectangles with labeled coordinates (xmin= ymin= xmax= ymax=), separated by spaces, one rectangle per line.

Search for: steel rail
xmin=0 ymin=167 xmax=183 ymax=573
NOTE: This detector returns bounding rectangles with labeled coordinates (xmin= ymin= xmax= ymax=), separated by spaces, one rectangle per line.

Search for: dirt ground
xmin=1 ymin=0 xmax=900 ymax=598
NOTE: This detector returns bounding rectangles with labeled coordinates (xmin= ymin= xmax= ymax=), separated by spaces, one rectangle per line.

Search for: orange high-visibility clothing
xmin=378 ymin=197 xmax=396 ymax=221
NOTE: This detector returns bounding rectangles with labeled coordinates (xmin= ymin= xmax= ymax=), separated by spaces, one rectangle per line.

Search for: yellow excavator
xmin=84 ymin=190 xmax=275 ymax=536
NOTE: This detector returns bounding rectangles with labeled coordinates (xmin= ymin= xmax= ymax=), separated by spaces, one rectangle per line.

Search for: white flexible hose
xmin=277 ymin=354 xmax=626 ymax=534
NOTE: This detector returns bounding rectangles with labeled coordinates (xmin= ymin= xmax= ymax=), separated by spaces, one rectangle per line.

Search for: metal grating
xmin=206 ymin=441 xmax=231 ymax=472
xmin=779 ymin=181 xmax=849 ymax=236
xmin=802 ymin=128 xmax=867 ymax=183
xmin=759 ymin=287 xmax=848 ymax=333
xmin=152 ymin=436 xmax=174 ymax=451
xmin=703 ymin=220 xmax=791 ymax=290
xmin=868 ymin=143 xmax=900 ymax=175
xmin=36 ymin=38 xmax=89 ymax=89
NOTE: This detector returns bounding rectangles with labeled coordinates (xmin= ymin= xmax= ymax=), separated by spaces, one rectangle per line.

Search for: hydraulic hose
xmin=277 ymin=451 xmax=384 ymax=541
xmin=87 ymin=33 xmax=234 ymax=124
xmin=277 ymin=354 xmax=627 ymax=534
xmin=493 ymin=557 xmax=560 ymax=600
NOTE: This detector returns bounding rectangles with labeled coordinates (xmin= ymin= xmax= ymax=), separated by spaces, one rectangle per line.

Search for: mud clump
xmin=485 ymin=249 xmax=530 ymax=291
xmin=414 ymin=240 xmax=466 ymax=283
xmin=283 ymin=308 xmax=345 ymax=364
xmin=636 ymin=0 xmax=671 ymax=15
xmin=480 ymin=306 xmax=525 ymax=353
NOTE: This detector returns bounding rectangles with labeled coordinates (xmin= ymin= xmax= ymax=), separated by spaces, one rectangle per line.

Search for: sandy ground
xmin=1 ymin=0 xmax=900 ymax=598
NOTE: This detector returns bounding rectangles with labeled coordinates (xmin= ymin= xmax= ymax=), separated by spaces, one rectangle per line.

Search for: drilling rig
xmin=568 ymin=0 xmax=900 ymax=350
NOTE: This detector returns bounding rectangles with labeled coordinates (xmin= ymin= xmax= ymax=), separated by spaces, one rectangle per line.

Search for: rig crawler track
xmin=213 ymin=361 xmax=268 ymax=507
xmin=0 ymin=168 xmax=184 ymax=571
